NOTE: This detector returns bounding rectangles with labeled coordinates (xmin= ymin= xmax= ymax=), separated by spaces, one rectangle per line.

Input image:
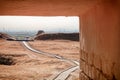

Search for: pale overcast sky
xmin=0 ymin=16 xmax=79 ymax=33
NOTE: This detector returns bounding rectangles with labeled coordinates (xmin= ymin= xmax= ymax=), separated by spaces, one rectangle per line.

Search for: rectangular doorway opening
xmin=0 ymin=16 xmax=80 ymax=80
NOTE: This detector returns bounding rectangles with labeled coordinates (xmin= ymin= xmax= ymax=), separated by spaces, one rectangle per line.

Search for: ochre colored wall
xmin=80 ymin=0 xmax=120 ymax=79
xmin=0 ymin=0 xmax=99 ymax=16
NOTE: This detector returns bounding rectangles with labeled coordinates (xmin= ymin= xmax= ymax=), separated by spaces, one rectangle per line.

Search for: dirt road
xmin=22 ymin=41 xmax=80 ymax=80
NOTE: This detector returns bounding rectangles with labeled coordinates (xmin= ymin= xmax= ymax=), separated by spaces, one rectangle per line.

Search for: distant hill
xmin=0 ymin=34 xmax=2 ymax=38
xmin=0 ymin=32 xmax=15 ymax=40
xmin=0 ymin=32 xmax=9 ymax=39
xmin=35 ymin=33 xmax=79 ymax=41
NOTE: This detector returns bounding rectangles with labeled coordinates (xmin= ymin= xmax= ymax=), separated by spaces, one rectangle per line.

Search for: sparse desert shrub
xmin=0 ymin=55 xmax=15 ymax=65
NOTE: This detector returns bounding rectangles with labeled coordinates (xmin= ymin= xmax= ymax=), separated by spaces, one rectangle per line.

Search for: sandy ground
xmin=29 ymin=40 xmax=79 ymax=61
xmin=0 ymin=39 xmax=79 ymax=80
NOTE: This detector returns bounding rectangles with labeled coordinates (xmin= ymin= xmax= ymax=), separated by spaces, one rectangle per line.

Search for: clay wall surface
xmin=0 ymin=0 xmax=98 ymax=16
xmin=80 ymin=0 xmax=120 ymax=79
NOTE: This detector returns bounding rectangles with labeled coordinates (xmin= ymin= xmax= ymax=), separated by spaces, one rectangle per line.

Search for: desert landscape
xmin=0 ymin=32 xmax=80 ymax=80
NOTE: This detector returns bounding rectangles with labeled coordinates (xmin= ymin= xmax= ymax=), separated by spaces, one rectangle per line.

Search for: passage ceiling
xmin=0 ymin=0 xmax=101 ymax=16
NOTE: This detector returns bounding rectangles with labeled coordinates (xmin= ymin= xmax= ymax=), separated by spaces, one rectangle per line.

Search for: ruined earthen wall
xmin=80 ymin=1 xmax=120 ymax=80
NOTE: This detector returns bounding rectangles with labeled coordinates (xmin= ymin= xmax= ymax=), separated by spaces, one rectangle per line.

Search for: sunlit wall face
xmin=0 ymin=16 xmax=79 ymax=36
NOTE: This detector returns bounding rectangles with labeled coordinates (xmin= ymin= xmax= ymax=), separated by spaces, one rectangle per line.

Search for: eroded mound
xmin=35 ymin=33 xmax=79 ymax=41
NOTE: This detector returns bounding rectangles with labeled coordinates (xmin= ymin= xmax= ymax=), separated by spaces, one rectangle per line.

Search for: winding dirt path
xmin=22 ymin=41 xmax=79 ymax=80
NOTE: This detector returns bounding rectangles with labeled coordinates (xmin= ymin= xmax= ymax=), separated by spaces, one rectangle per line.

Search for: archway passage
xmin=0 ymin=0 xmax=120 ymax=80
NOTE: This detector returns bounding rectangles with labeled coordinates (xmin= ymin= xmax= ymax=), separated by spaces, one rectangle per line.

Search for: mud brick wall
xmin=80 ymin=0 xmax=120 ymax=80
